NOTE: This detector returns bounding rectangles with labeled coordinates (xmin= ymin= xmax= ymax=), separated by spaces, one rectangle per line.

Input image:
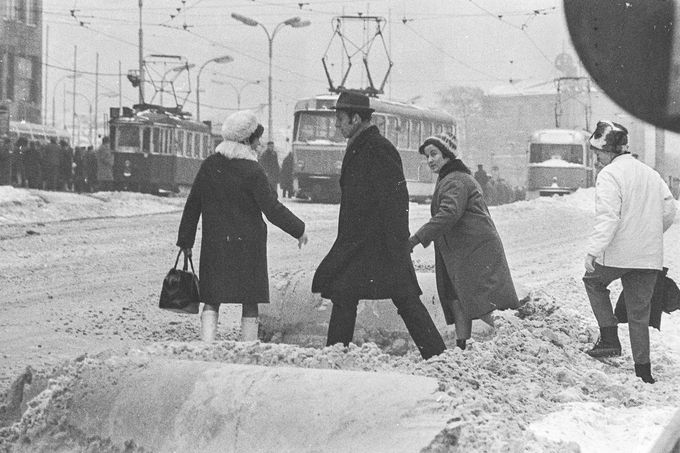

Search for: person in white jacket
xmin=583 ymin=120 xmax=677 ymax=384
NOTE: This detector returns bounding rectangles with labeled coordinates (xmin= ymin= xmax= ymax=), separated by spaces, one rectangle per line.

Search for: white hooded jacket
xmin=587 ymin=153 xmax=677 ymax=269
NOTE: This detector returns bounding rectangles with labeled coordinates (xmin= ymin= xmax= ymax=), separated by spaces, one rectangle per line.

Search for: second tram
xmin=526 ymin=128 xmax=594 ymax=199
xmin=292 ymin=95 xmax=456 ymax=203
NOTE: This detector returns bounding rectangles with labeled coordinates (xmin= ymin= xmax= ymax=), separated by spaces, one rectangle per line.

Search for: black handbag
xmin=159 ymin=250 xmax=200 ymax=314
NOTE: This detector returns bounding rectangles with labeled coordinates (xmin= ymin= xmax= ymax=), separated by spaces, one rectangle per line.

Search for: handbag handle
xmin=174 ymin=250 xmax=197 ymax=274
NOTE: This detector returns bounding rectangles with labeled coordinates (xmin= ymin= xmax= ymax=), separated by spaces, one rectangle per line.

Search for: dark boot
xmin=634 ymin=363 xmax=655 ymax=384
xmin=456 ymin=339 xmax=467 ymax=350
xmin=586 ymin=326 xmax=622 ymax=358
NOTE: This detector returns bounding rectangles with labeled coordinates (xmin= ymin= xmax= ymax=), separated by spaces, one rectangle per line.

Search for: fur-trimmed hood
xmin=215 ymin=140 xmax=258 ymax=162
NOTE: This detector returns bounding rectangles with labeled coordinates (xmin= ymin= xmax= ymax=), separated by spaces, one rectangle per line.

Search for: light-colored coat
xmin=414 ymin=170 xmax=519 ymax=322
xmin=587 ymin=154 xmax=677 ymax=269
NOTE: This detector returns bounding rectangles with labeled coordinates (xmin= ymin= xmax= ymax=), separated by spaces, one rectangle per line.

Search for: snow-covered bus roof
xmin=530 ymin=128 xmax=589 ymax=145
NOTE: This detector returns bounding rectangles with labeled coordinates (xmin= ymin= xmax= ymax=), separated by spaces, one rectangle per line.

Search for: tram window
xmin=167 ymin=130 xmax=175 ymax=154
xmin=436 ymin=124 xmax=444 ymax=134
xmin=142 ymin=128 xmax=151 ymax=153
xmin=175 ymin=130 xmax=183 ymax=155
xmin=410 ymin=120 xmax=421 ymax=150
xmin=385 ymin=116 xmax=398 ymax=144
xmin=529 ymin=144 xmax=584 ymax=164
xmin=117 ymin=125 xmax=140 ymax=147
xmin=152 ymin=128 xmax=161 ymax=154
xmin=397 ymin=118 xmax=409 ymax=148
xmin=373 ymin=115 xmax=386 ymax=136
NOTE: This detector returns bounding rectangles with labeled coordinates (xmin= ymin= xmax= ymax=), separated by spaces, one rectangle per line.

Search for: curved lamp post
xmin=211 ymin=79 xmax=261 ymax=110
xmin=231 ymin=13 xmax=310 ymax=141
xmin=196 ymin=55 xmax=233 ymax=121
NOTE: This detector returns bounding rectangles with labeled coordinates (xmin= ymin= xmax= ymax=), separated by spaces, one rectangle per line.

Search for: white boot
xmin=200 ymin=309 xmax=219 ymax=342
xmin=240 ymin=317 xmax=259 ymax=342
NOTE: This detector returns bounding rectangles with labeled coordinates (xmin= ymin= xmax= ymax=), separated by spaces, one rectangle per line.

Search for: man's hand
xmin=584 ymin=254 xmax=596 ymax=273
xmin=298 ymin=232 xmax=309 ymax=249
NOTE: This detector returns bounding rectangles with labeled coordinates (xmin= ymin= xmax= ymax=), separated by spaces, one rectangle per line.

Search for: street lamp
xmin=210 ymin=79 xmax=261 ymax=110
xmin=52 ymin=73 xmax=82 ymax=127
xmin=231 ymin=13 xmax=310 ymax=142
xmin=68 ymin=91 xmax=93 ymax=146
xmin=196 ymin=55 xmax=233 ymax=121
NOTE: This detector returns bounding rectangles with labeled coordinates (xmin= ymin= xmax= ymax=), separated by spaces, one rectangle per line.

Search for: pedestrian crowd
xmin=0 ymin=134 xmax=113 ymax=193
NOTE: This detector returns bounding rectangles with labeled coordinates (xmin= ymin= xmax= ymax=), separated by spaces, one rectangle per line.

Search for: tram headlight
xmin=123 ymin=160 xmax=132 ymax=178
xmin=334 ymin=160 xmax=342 ymax=170
xmin=296 ymin=160 xmax=305 ymax=171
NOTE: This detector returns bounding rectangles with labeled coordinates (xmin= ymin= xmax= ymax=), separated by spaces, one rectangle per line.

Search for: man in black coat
xmin=312 ymin=91 xmax=446 ymax=359
xmin=258 ymin=141 xmax=280 ymax=193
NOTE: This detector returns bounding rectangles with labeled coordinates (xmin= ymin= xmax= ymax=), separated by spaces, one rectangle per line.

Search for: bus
xmin=109 ymin=104 xmax=215 ymax=194
xmin=292 ymin=94 xmax=456 ymax=203
xmin=526 ymin=128 xmax=594 ymax=199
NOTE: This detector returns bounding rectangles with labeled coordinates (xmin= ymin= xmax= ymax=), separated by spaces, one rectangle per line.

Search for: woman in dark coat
xmin=177 ymin=110 xmax=308 ymax=342
xmin=409 ymin=132 xmax=520 ymax=350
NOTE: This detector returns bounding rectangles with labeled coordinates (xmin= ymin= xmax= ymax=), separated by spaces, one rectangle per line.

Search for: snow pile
xmin=0 ymin=188 xmax=185 ymax=225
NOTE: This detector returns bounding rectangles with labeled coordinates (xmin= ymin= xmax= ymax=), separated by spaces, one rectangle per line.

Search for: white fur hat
xmin=221 ymin=110 xmax=259 ymax=143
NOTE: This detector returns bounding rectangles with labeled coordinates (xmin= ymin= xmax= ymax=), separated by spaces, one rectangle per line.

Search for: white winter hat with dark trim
xmin=221 ymin=110 xmax=259 ymax=143
xmin=419 ymin=132 xmax=458 ymax=159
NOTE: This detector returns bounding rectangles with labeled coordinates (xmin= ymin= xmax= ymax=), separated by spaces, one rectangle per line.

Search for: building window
xmin=26 ymin=0 xmax=38 ymax=25
xmin=13 ymin=55 xmax=33 ymax=102
xmin=15 ymin=0 xmax=25 ymax=22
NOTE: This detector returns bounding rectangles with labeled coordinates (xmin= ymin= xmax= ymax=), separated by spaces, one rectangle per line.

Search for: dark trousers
xmin=583 ymin=263 xmax=657 ymax=364
xmin=327 ymin=295 xmax=446 ymax=359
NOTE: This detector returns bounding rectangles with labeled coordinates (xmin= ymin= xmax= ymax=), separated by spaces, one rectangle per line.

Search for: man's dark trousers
xmin=327 ymin=295 xmax=446 ymax=359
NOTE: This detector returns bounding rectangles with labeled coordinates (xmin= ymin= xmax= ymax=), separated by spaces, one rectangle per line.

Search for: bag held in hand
xmin=159 ymin=250 xmax=200 ymax=314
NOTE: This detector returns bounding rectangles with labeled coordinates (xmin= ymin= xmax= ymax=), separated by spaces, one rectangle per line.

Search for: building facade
xmin=0 ymin=0 xmax=42 ymax=124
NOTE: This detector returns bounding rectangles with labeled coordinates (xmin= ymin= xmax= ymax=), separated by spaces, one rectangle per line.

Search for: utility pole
xmin=119 ymin=61 xmax=122 ymax=111
xmin=138 ymin=0 xmax=145 ymax=104
xmin=72 ymin=45 xmax=77 ymax=145
xmin=94 ymin=52 xmax=99 ymax=142
xmin=44 ymin=24 xmax=49 ymax=125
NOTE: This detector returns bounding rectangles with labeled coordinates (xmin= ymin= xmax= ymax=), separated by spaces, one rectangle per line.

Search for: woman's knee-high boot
xmin=241 ymin=316 xmax=259 ymax=342
xmin=200 ymin=308 xmax=219 ymax=342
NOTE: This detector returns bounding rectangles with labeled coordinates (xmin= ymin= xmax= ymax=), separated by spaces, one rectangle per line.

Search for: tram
xmin=292 ymin=94 xmax=456 ymax=203
xmin=526 ymin=128 xmax=594 ymax=199
xmin=108 ymin=104 xmax=214 ymax=194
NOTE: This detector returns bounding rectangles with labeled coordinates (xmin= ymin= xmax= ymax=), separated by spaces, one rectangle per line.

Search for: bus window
xmin=152 ymin=128 xmax=161 ymax=154
xmin=296 ymin=112 xmax=343 ymax=143
xmin=410 ymin=120 xmax=421 ymax=150
xmin=385 ymin=116 xmax=398 ymax=145
xmin=373 ymin=115 xmax=386 ymax=136
xmin=397 ymin=118 xmax=409 ymax=148
xmin=117 ymin=125 xmax=140 ymax=148
xmin=142 ymin=128 xmax=151 ymax=153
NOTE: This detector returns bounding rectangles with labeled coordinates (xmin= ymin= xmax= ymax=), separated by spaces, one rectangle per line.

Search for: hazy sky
xmin=43 ymin=0 xmax=573 ymax=140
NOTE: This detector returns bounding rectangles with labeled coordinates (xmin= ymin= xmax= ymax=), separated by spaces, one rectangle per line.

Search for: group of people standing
xmin=256 ymin=139 xmax=295 ymax=198
xmin=0 ymin=135 xmax=113 ymax=193
xmin=177 ymin=93 xmax=676 ymax=385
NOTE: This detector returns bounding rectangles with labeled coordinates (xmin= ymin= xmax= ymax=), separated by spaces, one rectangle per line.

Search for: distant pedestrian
xmin=83 ymin=146 xmax=98 ymax=192
xmin=0 ymin=135 xmax=11 ymax=186
xmin=280 ymin=151 xmax=294 ymax=198
xmin=258 ymin=141 xmax=280 ymax=193
xmin=96 ymin=136 xmax=114 ymax=191
xmin=73 ymin=147 xmax=85 ymax=192
xmin=409 ymin=132 xmax=520 ymax=350
xmin=59 ymin=140 xmax=74 ymax=191
xmin=474 ymin=164 xmax=489 ymax=190
xmin=11 ymin=137 xmax=26 ymax=187
xmin=582 ymin=120 xmax=677 ymax=384
xmin=312 ymin=91 xmax=446 ymax=360
xmin=23 ymin=141 xmax=42 ymax=189
xmin=177 ymin=110 xmax=308 ymax=343
xmin=43 ymin=138 xmax=61 ymax=190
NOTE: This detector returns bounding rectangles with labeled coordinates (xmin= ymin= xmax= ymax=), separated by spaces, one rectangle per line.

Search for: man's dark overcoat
xmin=177 ymin=153 xmax=304 ymax=306
xmin=312 ymin=125 xmax=421 ymax=300
xmin=414 ymin=170 xmax=520 ymax=322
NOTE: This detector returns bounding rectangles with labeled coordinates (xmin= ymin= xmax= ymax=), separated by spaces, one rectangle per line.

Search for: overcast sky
xmin=43 ymin=0 xmax=573 ymax=140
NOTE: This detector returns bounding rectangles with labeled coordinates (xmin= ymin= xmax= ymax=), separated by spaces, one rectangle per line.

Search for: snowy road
xmin=0 ymin=187 xmax=679 ymax=452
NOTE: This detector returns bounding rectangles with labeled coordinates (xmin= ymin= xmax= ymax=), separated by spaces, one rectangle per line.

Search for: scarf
xmin=438 ymin=159 xmax=471 ymax=181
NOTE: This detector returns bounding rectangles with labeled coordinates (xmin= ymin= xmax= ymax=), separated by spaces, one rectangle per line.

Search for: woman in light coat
xmin=177 ymin=110 xmax=308 ymax=342
xmin=409 ymin=132 xmax=520 ymax=349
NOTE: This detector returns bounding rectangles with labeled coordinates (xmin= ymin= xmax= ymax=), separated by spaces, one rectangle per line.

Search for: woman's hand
xmin=181 ymin=247 xmax=192 ymax=258
xmin=298 ymin=232 xmax=309 ymax=249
